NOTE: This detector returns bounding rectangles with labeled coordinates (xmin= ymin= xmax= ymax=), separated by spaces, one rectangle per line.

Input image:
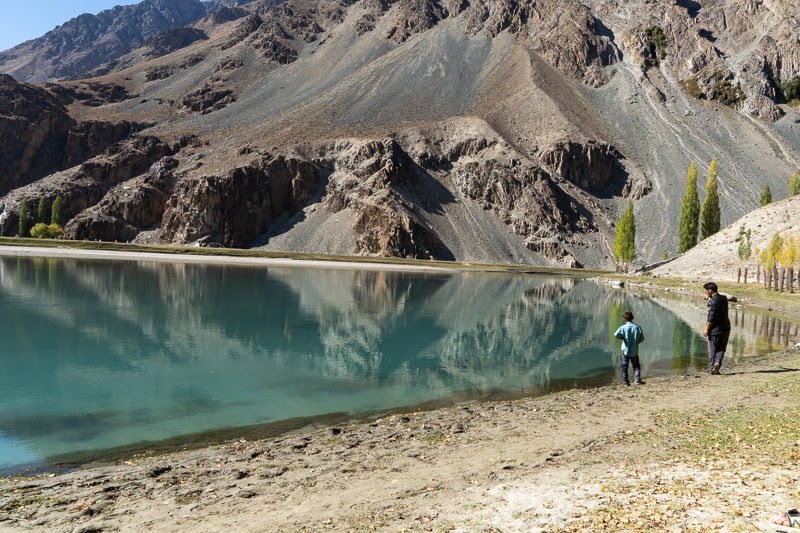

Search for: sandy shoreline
xmin=2 ymin=244 xmax=800 ymax=532
xmin=0 ymin=244 xmax=462 ymax=273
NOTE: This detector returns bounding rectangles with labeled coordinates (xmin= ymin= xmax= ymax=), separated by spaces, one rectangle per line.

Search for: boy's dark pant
xmin=621 ymin=353 xmax=641 ymax=385
xmin=708 ymin=330 xmax=730 ymax=369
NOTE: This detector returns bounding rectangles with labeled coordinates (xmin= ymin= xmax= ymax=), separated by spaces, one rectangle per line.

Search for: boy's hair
xmin=622 ymin=310 xmax=634 ymax=321
xmin=703 ymin=282 xmax=718 ymax=292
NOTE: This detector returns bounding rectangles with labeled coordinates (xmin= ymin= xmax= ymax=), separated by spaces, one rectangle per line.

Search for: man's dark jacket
xmin=707 ymin=294 xmax=731 ymax=334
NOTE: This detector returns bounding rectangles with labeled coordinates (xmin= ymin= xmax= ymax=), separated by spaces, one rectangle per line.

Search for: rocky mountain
xmin=1 ymin=0 xmax=799 ymax=269
xmin=0 ymin=0 xmax=253 ymax=83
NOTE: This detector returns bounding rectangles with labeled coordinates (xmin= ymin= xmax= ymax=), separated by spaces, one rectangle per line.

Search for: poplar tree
xmin=790 ymin=172 xmax=799 ymax=196
xmin=678 ymin=161 xmax=700 ymax=253
xmin=614 ymin=200 xmax=636 ymax=272
xmin=760 ymin=182 xmax=772 ymax=206
xmin=51 ymin=196 xmax=63 ymax=226
xmin=18 ymin=199 xmax=28 ymax=237
xmin=700 ymin=159 xmax=720 ymax=240
xmin=37 ymin=198 xmax=48 ymax=223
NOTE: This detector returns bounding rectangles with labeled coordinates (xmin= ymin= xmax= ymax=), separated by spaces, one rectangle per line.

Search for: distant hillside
xmin=652 ymin=195 xmax=800 ymax=282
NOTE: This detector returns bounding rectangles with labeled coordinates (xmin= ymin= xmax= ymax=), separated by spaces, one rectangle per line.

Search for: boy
xmin=614 ymin=310 xmax=645 ymax=386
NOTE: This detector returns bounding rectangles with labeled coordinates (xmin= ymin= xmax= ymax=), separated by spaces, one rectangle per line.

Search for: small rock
xmin=287 ymin=438 xmax=309 ymax=450
xmin=250 ymin=448 xmax=266 ymax=459
xmin=148 ymin=466 xmax=172 ymax=478
xmin=259 ymin=466 xmax=288 ymax=479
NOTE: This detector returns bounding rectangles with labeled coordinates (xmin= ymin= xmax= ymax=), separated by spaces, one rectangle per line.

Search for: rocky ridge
xmin=0 ymin=1 xmax=261 ymax=83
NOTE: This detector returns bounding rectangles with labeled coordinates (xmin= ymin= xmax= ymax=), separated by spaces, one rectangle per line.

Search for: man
xmin=614 ymin=310 xmax=645 ymax=386
xmin=702 ymin=282 xmax=731 ymax=374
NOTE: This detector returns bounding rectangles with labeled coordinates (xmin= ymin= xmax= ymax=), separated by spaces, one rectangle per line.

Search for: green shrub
xmin=643 ymin=26 xmax=667 ymax=67
xmin=780 ymin=76 xmax=800 ymax=102
xmin=30 ymin=223 xmax=64 ymax=239
xmin=710 ymin=71 xmax=745 ymax=106
xmin=47 ymin=223 xmax=64 ymax=238
xmin=760 ymin=182 xmax=772 ymax=206
xmin=30 ymin=223 xmax=49 ymax=238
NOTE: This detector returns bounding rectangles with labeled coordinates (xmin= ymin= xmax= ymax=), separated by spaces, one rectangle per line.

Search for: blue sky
xmin=0 ymin=1 xmax=139 ymax=51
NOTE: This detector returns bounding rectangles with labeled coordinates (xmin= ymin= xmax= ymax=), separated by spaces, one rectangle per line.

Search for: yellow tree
xmin=766 ymin=233 xmax=784 ymax=291
xmin=786 ymin=236 xmax=800 ymax=293
xmin=776 ymin=235 xmax=790 ymax=292
xmin=758 ymin=246 xmax=770 ymax=289
xmin=758 ymin=236 xmax=779 ymax=290
xmin=775 ymin=232 xmax=800 ymax=292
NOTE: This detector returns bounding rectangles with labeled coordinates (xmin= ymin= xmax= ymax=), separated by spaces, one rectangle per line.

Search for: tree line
xmin=14 ymin=196 xmax=64 ymax=239
xmin=740 ymin=226 xmax=800 ymax=292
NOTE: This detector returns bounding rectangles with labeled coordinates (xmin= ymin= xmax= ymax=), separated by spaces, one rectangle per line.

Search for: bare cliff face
xmin=1 ymin=0 xmax=799 ymax=268
xmin=0 ymin=75 xmax=145 ymax=196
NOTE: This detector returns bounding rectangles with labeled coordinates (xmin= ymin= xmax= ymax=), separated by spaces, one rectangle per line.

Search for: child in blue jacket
xmin=614 ymin=310 xmax=644 ymax=386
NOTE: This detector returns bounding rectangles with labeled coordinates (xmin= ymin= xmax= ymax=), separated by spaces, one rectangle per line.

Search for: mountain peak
xmin=0 ymin=0 xmax=224 ymax=82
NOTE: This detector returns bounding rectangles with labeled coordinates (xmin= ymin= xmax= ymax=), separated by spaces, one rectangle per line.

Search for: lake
xmin=0 ymin=254 xmax=796 ymax=475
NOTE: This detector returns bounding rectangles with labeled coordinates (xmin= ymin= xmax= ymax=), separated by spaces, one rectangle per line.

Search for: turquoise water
xmin=0 ymin=256 xmax=794 ymax=475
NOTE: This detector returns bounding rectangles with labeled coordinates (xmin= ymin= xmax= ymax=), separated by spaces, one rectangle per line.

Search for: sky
xmin=0 ymin=1 xmax=140 ymax=51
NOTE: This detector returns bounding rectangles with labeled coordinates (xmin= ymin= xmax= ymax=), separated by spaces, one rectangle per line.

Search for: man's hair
xmin=703 ymin=282 xmax=718 ymax=292
xmin=622 ymin=310 xmax=634 ymax=321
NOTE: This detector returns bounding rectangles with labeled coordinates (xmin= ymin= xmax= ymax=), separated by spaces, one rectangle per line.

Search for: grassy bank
xmin=602 ymin=272 xmax=800 ymax=320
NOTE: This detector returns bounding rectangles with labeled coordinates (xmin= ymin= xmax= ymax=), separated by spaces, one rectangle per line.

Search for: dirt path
xmin=2 ymin=346 xmax=799 ymax=532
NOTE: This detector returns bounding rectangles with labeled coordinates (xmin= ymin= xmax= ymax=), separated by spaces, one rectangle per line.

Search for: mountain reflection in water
xmin=0 ymin=256 xmax=795 ymax=473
